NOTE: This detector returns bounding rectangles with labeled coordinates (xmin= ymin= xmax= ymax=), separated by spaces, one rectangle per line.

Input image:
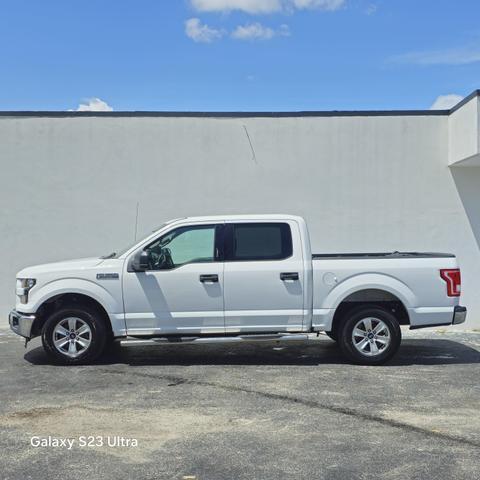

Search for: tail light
xmin=440 ymin=269 xmax=461 ymax=297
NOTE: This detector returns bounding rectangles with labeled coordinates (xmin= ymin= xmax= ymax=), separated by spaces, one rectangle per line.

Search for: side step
xmin=120 ymin=333 xmax=320 ymax=347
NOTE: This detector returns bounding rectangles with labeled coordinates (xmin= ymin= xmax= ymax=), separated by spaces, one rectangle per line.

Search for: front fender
xmin=21 ymin=278 xmax=122 ymax=316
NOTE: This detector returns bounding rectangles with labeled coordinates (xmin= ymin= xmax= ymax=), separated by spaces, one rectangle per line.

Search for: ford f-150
xmin=9 ymin=215 xmax=466 ymax=365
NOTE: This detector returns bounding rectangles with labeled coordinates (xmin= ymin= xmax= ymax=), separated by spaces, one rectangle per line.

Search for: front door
xmin=123 ymin=223 xmax=225 ymax=336
xmin=223 ymin=221 xmax=305 ymax=333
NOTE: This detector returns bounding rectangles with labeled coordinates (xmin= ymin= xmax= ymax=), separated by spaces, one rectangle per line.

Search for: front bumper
xmin=452 ymin=305 xmax=467 ymax=325
xmin=9 ymin=310 xmax=36 ymax=339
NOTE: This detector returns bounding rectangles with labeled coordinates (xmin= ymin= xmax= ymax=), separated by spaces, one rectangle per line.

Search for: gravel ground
xmin=0 ymin=327 xmax=479 ymax=480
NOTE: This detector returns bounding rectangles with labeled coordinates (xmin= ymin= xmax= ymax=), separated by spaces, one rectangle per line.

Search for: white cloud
xmin=190 ymin=0 xmax=344 ymax=14
xmin=392 ymin=46 xmax=480 ymax=66
xmin=278 ymin=24 xmax=291 ymax=36
xmin=430 ymin=94 xmax=464 ymax=110
xmin=231 ymin=22 xmax=290 ymax=40
xmin=74 ymin=98 xmax=113 ymax=112
xmin=191 ymin=0 xmax=282 ymax=14
xmin=185 ymin=18 xmax=224 ymax=43
xmin=290 ymin=0 xmax=344 ymax=11
xmin=232 ymin=23 xmax=275 ymax=39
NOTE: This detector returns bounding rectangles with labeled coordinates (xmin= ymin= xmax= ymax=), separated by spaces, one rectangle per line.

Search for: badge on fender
xmin=96 ymin=273 xmax=119 ymax=280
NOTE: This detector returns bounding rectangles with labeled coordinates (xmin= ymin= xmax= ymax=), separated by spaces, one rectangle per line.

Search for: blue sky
xmin=0 ymin=0 xmax=479 ymax=111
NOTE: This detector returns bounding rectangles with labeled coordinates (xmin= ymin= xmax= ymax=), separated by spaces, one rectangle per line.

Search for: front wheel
xmin=325 ymin=331 xmax=338 ymax=342
xmin=42 ymin=307 xmax=107 ymax=365
xmin=338 ymin=306 xmax=401 ymax=365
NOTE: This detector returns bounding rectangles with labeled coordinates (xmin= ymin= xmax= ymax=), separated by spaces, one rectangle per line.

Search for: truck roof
xmin=176 ymin=214 xmax=305 ymax=223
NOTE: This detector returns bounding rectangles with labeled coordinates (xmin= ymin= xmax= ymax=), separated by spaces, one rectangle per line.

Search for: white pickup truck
xmin=9 ymin=215 xmax=466 ymax=365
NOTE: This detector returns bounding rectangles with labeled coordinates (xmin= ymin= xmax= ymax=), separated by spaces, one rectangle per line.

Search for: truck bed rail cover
xmin=312 ymin=251 xmax=455 ymax=260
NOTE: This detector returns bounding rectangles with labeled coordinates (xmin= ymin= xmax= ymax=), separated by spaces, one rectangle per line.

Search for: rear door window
xmin=226 ymin=223 xmax=292 ymax=261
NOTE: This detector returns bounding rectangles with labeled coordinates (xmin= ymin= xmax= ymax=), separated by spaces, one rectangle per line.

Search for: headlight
xmin=16 ymin=278 xmax=36 ymax=304
xmin=19 ymin=278 xmax=36 ymax=289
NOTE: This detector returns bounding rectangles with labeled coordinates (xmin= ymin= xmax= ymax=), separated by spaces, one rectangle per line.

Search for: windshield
xmin=101 ymin=222 xmax=170 ymax=259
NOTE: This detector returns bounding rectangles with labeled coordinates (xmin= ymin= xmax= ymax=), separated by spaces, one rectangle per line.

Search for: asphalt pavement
xmin=1 ymin=328 xmax=479 ymax=480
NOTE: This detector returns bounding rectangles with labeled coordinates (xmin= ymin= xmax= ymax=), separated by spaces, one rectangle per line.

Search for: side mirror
xmin=131 ymin=250 xmax=149 ymax=272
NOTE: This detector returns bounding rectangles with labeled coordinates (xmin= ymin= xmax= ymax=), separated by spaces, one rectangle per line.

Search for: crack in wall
xmin=243 ymin=125 xmax=258 ymax=164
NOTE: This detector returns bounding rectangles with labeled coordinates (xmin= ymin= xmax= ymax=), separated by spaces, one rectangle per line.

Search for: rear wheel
xmin=42 ymin=306 xmax=107 ymax=365
xmin=338 ymin=306 xmax=401 ymax=365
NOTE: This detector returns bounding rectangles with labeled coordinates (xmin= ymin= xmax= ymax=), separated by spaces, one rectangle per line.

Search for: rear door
xmin=223 ymin=220 xmax=305 ymax=333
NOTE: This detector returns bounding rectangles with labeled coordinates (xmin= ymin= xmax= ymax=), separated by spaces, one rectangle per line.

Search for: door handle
xmin=280 ymin=272 xmax=299 ymax=281
xmin=199 ymin=274 xmax=219 ymax=283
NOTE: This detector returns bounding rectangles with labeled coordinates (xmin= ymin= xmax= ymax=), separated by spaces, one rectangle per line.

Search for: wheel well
xmin=32 ymin=293 xmax=112 ymax=337
xmin=330 ymin=289 xmax=409 ymax=334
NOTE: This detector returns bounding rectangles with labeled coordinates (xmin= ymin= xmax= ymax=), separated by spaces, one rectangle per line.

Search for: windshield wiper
xmin=100 ymin=252 xmax=116 ymax=259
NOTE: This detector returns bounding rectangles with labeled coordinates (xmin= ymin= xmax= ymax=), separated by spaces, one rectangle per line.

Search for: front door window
xmin=146 ymin=225 xmax=216 ymax=270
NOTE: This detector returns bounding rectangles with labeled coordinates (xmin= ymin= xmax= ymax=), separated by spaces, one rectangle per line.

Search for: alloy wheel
xmin=351 ymin=317 xmax=391 ymax=357
xmin=52 ymin=317 xmax=92 ymax=358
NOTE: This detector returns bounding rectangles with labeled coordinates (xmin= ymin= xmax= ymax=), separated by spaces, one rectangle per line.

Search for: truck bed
xmin=312 ymin=251 xmax=455 ymax=260
xmin=311 ymin=250 xmax=459 ymax=330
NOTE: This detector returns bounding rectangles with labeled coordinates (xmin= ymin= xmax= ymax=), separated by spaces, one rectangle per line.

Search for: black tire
xmin=326 ymin=331 xmax=338 ymax=342
xmin=42 ymin=306 xmax=107 ymax=365
xmin=338 ymin=306 xmax=401 ymax=365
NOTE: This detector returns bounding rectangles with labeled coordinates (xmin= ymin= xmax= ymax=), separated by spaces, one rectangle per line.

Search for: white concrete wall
xmin=449 ymin=96 xmax=480 ymax=166
xmin=1 ymin=113 xmax=479 ymax=327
